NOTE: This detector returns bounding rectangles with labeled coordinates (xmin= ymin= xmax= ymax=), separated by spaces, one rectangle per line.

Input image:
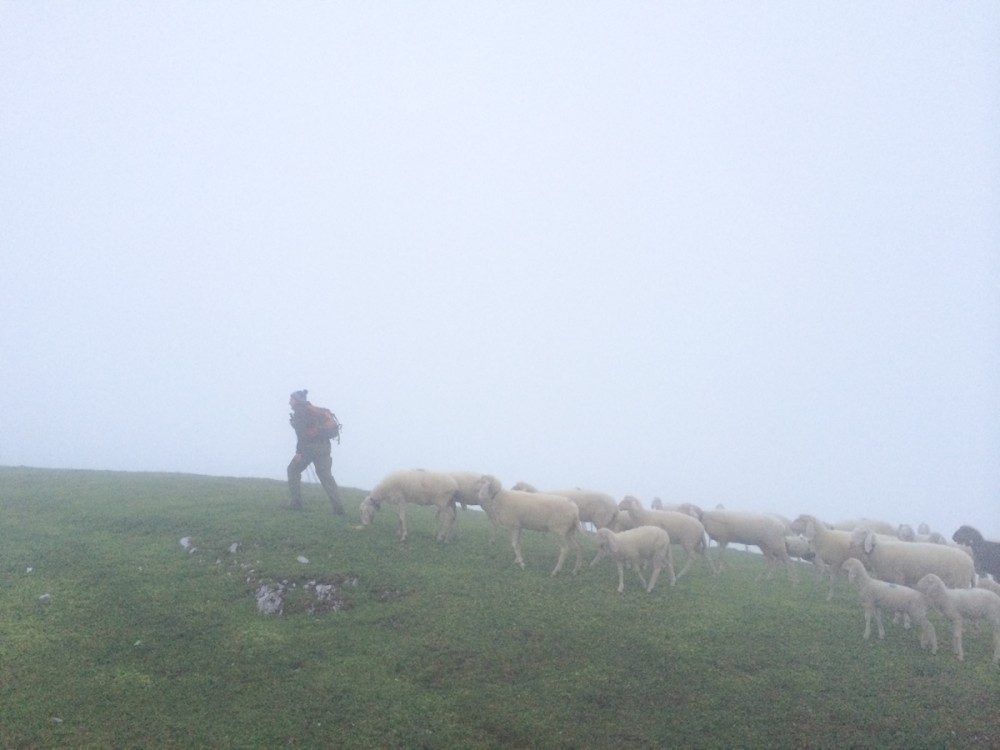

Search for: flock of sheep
xmin=356 ymin=468 xmax=1000 ymax=666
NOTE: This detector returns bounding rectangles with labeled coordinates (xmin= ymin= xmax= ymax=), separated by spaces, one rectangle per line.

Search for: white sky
xmin=2 ymin=2 xmax=998 ymax=537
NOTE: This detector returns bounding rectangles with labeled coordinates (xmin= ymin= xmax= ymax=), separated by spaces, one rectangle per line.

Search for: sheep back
xmin=370 ymin=469 xmax=459 ymax=507
xmin=855 ymin=532 xmax=975 ymax=588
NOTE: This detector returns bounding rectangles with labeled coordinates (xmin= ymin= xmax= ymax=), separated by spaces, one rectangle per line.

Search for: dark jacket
xmin=290 ymin=402 xmax=332 ymax=453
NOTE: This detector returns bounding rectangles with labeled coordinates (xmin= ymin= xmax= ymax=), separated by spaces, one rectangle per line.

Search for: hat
xmin=290 ymin=389 xmax=308 ymax=403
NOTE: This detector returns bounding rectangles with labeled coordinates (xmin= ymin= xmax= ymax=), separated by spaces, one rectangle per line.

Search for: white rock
xmin=38 ymin=593 xmax=52 ymax=604
xmin=255 ymin=584 xmax=284 ymax=615
xmin=179 ymin=537 xmax=192 ymax=549
xmin=229 ymin=543 xmax=239 ymax=554
xmin=297 ymin=556 xmax=309 ymax=564
xmin=26 ymin=567 xmax=33 ymax=574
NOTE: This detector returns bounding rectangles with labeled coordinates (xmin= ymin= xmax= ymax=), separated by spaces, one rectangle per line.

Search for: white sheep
xmin=448 ymin=471 xmax=499 ymax=541
xmin=512 ymin=482 xmax=619 ymax=531
xmin=849 ymin=529 xmax=975 ymax=589
xmin=475 ymin=475 xmax=583 ymax=576
xmin=616 ymin=496 xmax=712 ymax=579
xmin=696 ymin=508 xmax=797 ymax=582
xmin=611 ymin=508 xmax=638 ymax=532
xmin=916 ymin=573 xmax=1000 ymax=663
xmin=841 ymin=558 xmax=937 ymax=653
xmin=649 ymin=498 xmax=705 ymax=519
xmin=590 ymin=526 xmax=677 ymax=593
xmin=977 ymin=577 xmax=1000 ymax=596
xmin=833 ymin=517 xmax=897 ymax=536
xmin=790 ymin=514 xmax=856 ymax=600
xmin=896 ymin=524 xmax=947 ymax=545
xmin=359 ymin=469 xmax=459 ymax=542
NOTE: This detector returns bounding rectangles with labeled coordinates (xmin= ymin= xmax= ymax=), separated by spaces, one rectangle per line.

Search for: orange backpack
xmin=311 ymin=406 xmax=342 ymax=442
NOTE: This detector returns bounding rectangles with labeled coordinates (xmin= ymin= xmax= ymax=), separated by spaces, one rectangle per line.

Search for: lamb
xmin=687 ymin=507 xmax=797 ymax=581
xmin=790 ymin=514 xmax=856 ymax=600
xmin=951 ymin=525 xmax=1000 ymax=580
xmin=916 ymin=573 xmax=1000 ymax=663
xmin=590 ymin=526 xmax=677 ymax=593
xmin=841 ymin=558 xmax=937 ymax=653
xmin=359 ymin=469 xmax=459 ymax=542
xmin=512 ymin=482 xmax=618 ymax=531
xmin=475 ymin=475 xmax=583 ymax=576
xmin=849 ymin=529 xmax=975 ymax=589
xmin=616 ymin=496 xmax=712 ymax=579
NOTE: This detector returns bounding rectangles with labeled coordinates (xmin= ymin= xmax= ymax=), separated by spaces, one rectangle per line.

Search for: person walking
xmin=287 ymin=389 xmax=346 ymax=514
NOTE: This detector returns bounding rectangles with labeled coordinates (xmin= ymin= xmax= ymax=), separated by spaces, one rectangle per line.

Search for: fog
xmin=2 ymin=3 xmax=998 ymax=537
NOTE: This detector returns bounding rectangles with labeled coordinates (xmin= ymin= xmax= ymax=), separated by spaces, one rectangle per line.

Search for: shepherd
xmin=286 ymin=389 xmax=345 ymax=514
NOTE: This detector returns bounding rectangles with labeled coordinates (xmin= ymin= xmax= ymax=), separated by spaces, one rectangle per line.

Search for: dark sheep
xmin=952 ymin=525 xmax=1000 ymax=580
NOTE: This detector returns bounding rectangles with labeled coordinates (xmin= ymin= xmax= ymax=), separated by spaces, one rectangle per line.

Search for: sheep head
xmin=849 ymin=528 xmax=876 ymax=556
xmin=952 ymin=525 xmax=983 ymax=546
xmin=677 ymin=502 xmax=704 ymax=520
xmin=897 ymin=524 xmax=915 ymax=542
xmin=916 ymin=573 xmax=946 ymax=600
xmin=917 ymin=523 xmax=931 ymax=535
xmin=595 ymin=528 xmax=616 ymax=552
xmin=618 ymin=495 xmax=641 ymax=512
xmin=843 ymin=557 xmax=866 ymax=584
xmin=474 ymin=475 xmax=502 ymax=505
xmin=511 ymin=481 xmax=537 ymax=492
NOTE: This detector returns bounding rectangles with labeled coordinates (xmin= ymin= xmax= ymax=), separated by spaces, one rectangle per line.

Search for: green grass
xmin=1 ymin=466 xmax=997 ymax=748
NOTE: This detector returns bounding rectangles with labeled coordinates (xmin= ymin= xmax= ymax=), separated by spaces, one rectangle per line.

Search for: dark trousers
xmin=287 ymin=442 xmax=345 ymax=514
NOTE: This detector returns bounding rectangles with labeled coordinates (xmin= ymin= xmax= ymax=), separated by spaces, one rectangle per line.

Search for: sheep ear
xmin=863 ymin=532 xmax=874 ymax=555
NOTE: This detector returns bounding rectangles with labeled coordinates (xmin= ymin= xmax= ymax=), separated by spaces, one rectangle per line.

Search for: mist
xmin=2 ymin=3 xmax=998 ymax=538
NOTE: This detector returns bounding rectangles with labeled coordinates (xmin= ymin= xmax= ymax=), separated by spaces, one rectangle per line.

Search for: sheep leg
xmin=875 ymin=608 xmax=886 ymax=640
xmin=862 ymin=606 xmax=874 ymax=640
xmin=570 ymin=533 xmax=583 ymax=575
xmin=757 ymin=551 xmax=776 ymax=582
xmin=665 ymin=544 xmax=677 ymax=586
xmin=616 ymin=561 xmax=626 ymax=593
xmin=646 ymin=556 xmax=665 ymax=593
xmin=590 ymin=548 xmax=607 ymax=567
xmin=510 ymin=528 xmax=526 ymax=569
xmin=920 ymin=618 xmax=938 ymax=654
xmin=396 ymin=504 xmax=408 ymax=541
xmin=674 ymin=546 xmax=693 ymax=581
xmin=633 ymin=559 xmax=649 ymax=590
xmin=551 ymin=537 xmax=569 ymax=576
xmin=992 ymin=624 xmax=999 ymax=664
xmin=952 ymin=619 xmax=964 ymax=661
xmin=436 ymin=503 xmax=457 ymax=542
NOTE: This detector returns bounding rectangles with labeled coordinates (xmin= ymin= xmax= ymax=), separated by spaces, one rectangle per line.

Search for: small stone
xmin=297 ymin=556 xmax=309 ymax=564
xmin=38 ymin=593 xmax=52 ymax=604
xmin=26 ymin=567 xmax=33 ymax=574
xmin=229 ymin=543 xmax=239 ymax=554
xmin=180 ymin=537 xmax=192 ymax=549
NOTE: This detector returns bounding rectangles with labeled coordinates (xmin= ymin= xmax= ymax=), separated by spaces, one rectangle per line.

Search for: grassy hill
xmin=1 ymin=466 xmax=997 ymax=748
